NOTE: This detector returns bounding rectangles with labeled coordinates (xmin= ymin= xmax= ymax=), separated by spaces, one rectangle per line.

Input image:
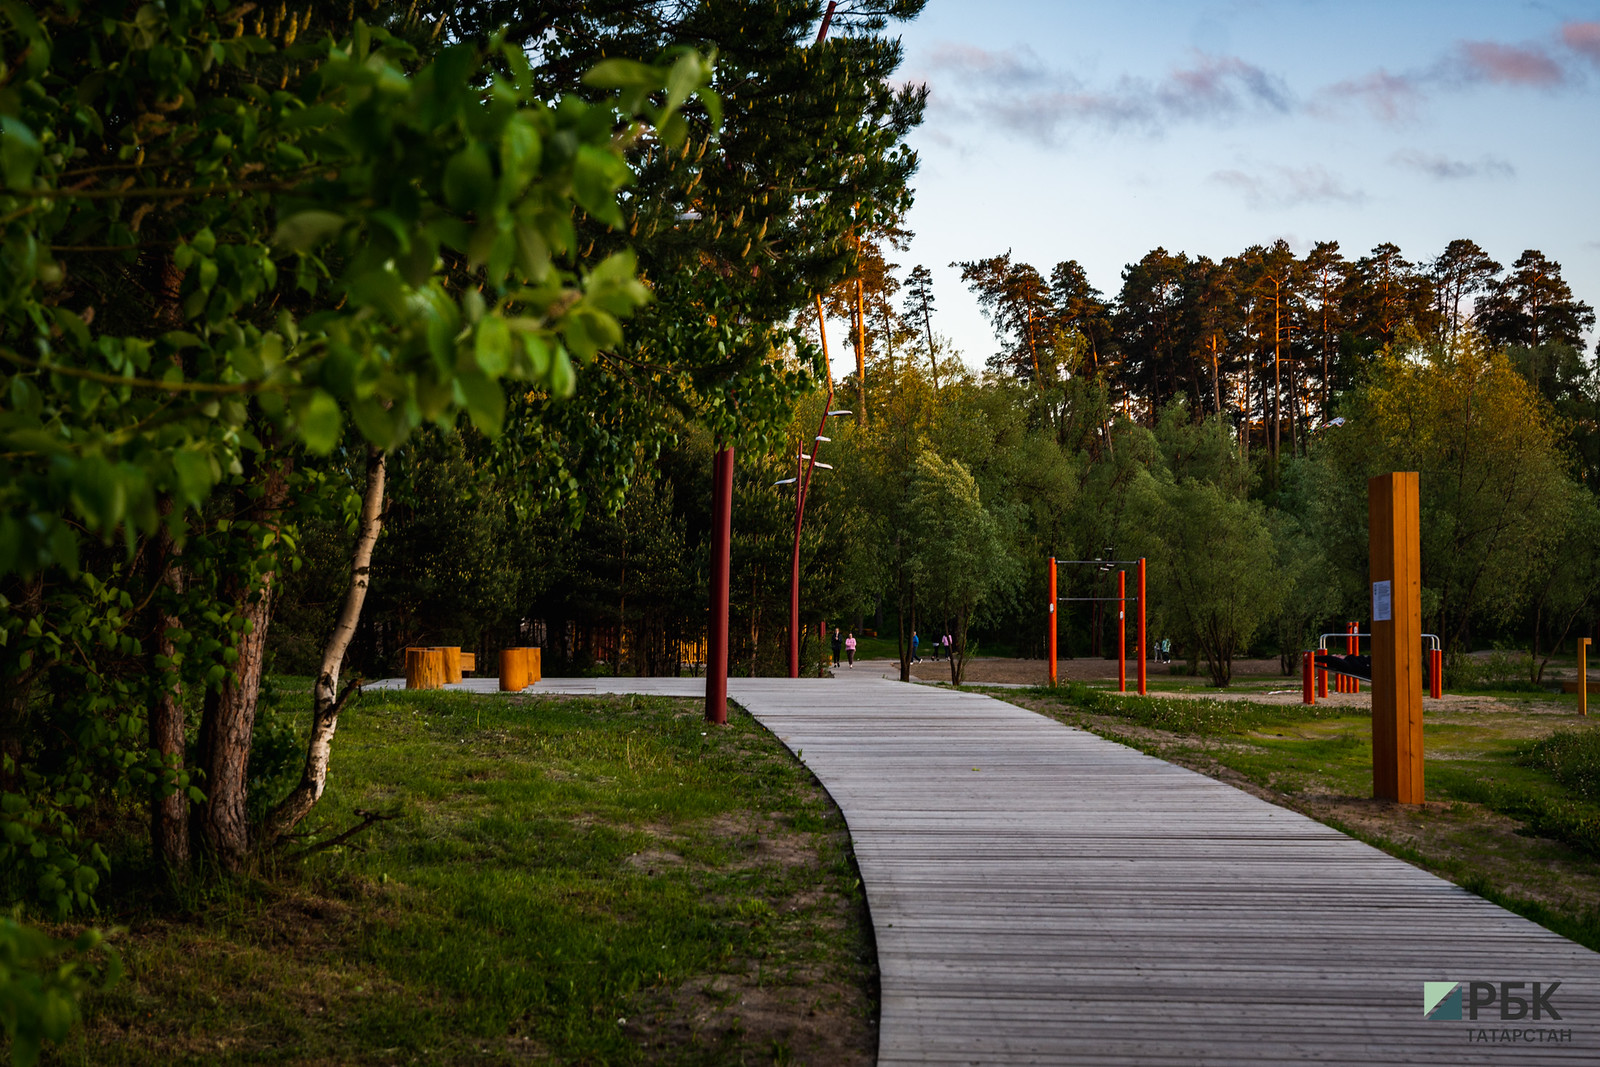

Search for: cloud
xmin=1449 ymin=40 xmax=1566 ymax=86
xmin=1208 ymin=166 xmax=1365 ymax=210
xmin=920 ymin=44 xmax=1292 ymax=144
xmin=1563 ymin=21 xmax=1600 ymax=67
xmin=1316 ymin=69 xmax=1425 ymax=122
xmin=1389 ymin=150 xmax=1515 ymax=181
xmin=1315 ymin=29 xmax=1584 ymax=125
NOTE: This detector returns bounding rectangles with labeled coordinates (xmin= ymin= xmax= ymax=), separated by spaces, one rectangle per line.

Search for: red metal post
xmin=1302 ymin=650 xmax=1315 ymax=705
xmin=1430 ymin=646 xmax=1442 ymax=700
xmin=1048 ymin=557 xmax=1058 ymax=687
xmin=706 ymin=446 xmax=733 ymax=724
xmin=1118 ymin=569 xmax=1127 ymax=693
xmin=788 ymin=445 xmax=802 ymax=678
xmin=1349 ymin=622 xmax=1360 ymax=694
xmin=1137 ymin=557 xmax=1147 ymax=696
xmin=1318 ymin=657 xmax=1328 ymax=698
xmin=815 ymin=0 xmax=837 ymax=42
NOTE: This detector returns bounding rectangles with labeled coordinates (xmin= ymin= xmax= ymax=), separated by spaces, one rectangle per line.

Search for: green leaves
xmin=0 ymin=918 xmax=122 ymax=1067
xmin=296 ymin=391 xmax=342 ymax=454
xmin=0 ymin=117 xmax=41 ymax=190
xmin=442 ymin=144 xmax=495 ymax=214
xmin=572 ymin=145 xmax=631 ymax=229
xmin=271 ymin=211 xmax=346 ymax=252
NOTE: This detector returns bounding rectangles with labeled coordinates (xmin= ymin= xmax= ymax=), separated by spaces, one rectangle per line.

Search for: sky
xmin=826 ymin=0 xmax=1600 ymax=376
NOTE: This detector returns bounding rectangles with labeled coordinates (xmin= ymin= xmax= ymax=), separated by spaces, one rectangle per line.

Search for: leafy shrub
xmin=1519 ymin=729 xmax=1600 ymax=800
xmin=0 ymin=917 xmax=120 ymax=1067
xmin=245 ymin=679 xmax=307 ymax=823
xmin=1444 ymin=648 xmax=1541 ymax=691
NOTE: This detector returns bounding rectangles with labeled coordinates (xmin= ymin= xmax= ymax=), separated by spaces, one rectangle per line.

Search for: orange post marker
xmin=1579 ymin=638 xmax=1591 ymax=718
xmin=1430 ymin=647 xmax=1442 ymax=700
xmin=1370 ymin=472 xmax=1424 ymax=804
xmin=1302 ymin=650 xmax=1315 ymax=705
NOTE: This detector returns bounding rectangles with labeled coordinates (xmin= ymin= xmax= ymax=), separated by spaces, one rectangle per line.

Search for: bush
xmin=1519 ymin=729 xmax=1600 ymax=800
xmin=0 ymin=917 xmax=120 ymax=1067
xmin=1444 ymin=648 xmax=1540 ymax=691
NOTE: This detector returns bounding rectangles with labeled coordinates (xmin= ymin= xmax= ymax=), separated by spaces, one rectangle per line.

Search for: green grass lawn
xmin=61 ymin=683 xmax=876 ymax=1066
xmin=1004 ymin=683 xmax=1600 ymax=952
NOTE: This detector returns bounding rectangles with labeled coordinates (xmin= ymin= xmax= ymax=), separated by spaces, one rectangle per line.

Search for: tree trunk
xmin=854 ymin=273 xmax=869 ymax=429
xmin=264 ymin=449 xmax=386 ymax=846
xmin=147 ymin=502 xmax=191 ymax=869
xmin=192 ymin=448 xmax=292 ymax=870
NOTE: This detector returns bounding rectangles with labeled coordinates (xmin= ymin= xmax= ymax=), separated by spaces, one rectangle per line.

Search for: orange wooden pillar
xmin=1370 ymin=472 xmax=1424 ymax=804
xmin=1047 ymin=557 xmax=1058 ymax=687
xmin=1302 ymin=650 xmax=1315 ymax=705
xmin=406 ymin=647 xmax=446 ymax=690
xmin=498 ymin=648 xmax=539 ymax=691
xmin=438 ymin=646 xmax=462 ymax=684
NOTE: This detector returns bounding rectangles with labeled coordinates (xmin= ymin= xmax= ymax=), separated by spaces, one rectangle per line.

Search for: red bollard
xmin=1348 ymin=623 xmax=1360 ymax=694
xmin=1048 ymin=557 xmax=1058 ymax=687
xmin=1318 ymin=658 xmax=1328 ymax=699
xmin=1430 ymin=647 xmax=1442 ymax=699
xmin=1138 ymin=557 xmax=1147 ymax=696
xmin=1118 ymin=569 xmax=1127 ymax=694
xmin=1302 ymin=650 xmax=1315 ymax=705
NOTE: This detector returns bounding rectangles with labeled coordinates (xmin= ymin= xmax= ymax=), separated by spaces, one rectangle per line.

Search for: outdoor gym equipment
xmin=1048 ymin=556 xmax=1146 ymax=695
xmin=1302 ymin=631 xmax=1441 ymax=703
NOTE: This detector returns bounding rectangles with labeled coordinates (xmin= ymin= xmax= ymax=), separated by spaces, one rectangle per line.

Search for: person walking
xmin=911 ymin=630 xmax=920 ymax=663
xmin=845 ymin=632 xmax=857 ymax=668
xmin=941 ymin=632 xmax=952 ymax=660
xmin=831 ymin=628 xmax=842 ymax=667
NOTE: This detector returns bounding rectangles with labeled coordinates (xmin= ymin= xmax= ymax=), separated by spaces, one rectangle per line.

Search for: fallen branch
xmin=282 ymin=807 xmax=398 ymax=861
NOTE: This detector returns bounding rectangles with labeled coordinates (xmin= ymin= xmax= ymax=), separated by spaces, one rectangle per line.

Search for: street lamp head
xmin=827 ymin=409 xmax=852 ymax=417
xmin=772 ymin=477 xmax=798 ymax=486
xmin=814 ymin=435 xmax=831 ymax=442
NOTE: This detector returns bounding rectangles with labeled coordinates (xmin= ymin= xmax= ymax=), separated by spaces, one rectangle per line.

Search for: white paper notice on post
xmin=1372 ymin=580 xmax=1392 ymax=622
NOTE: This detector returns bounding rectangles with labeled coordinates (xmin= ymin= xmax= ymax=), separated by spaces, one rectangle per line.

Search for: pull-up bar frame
xmin=1048 ymin=557 xmax=1146 ymax=694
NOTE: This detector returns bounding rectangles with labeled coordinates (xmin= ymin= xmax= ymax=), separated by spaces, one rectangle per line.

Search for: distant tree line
xmin=951 ymin=239 xmax=1598 ymax=482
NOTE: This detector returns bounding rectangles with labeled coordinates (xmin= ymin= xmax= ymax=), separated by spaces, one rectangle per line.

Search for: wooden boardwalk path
xmin=377 ymin=673 xmax=1600 ymax=1063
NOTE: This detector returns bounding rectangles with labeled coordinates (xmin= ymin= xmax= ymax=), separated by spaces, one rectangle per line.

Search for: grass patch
xmin=1007 ymin=686 xmax=1600 ymax=953
xmin=58 ymin=687 xmax=876 ymax=1065
xmin=1025 ymin=682 xmax=1352 ymax=736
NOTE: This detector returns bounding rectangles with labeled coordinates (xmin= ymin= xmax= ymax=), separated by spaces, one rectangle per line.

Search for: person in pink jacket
xmin=845 ymin=633 xmax=857 ymax=668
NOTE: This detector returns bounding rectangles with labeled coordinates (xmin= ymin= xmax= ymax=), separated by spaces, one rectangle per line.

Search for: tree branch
xmin=282 ymin=807 xmax=397 ymax=861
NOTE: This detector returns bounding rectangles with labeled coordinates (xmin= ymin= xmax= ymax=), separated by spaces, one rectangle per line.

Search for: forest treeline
xmin=307 ymin=308 xmax=1599 ymax=698
xmin=947 ymin=238 xmax=1598 ymax=476
xmin=281 ymin=231 xmax=1600 ymax=698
